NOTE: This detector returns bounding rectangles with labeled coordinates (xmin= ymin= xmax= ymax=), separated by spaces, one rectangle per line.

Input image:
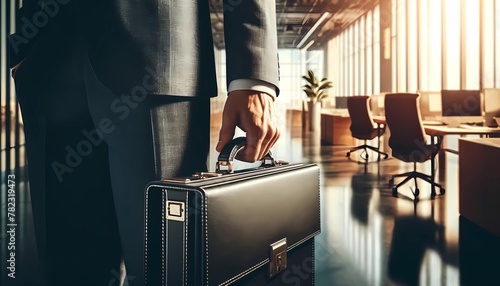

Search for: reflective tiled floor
xmin=1 ymin=120 xmax=500 ymax=285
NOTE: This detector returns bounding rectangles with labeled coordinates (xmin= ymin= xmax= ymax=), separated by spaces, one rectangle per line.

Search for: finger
xmin=234 ymin=146 xmax=247 ymax=162
xmin=264 ymin=128 xmax=281 ymax=155
xmin=241 ymin=131 xmax=264 ymax=162
xmin=216 ymin=112 xmax=237 ymax=152
xmin=259 ymin=126 xmax=278 ymax=160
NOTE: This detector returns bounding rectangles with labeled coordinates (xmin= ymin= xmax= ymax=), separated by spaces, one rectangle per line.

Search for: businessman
xmin=9 ymin=0 xmax=280 ymax=285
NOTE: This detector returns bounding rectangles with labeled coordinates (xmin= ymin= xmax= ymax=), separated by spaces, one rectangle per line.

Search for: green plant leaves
xmin=302 ymin=69 xmax=333 ymax=102
xmin=318 ymin=81 xmax=333 ymax=90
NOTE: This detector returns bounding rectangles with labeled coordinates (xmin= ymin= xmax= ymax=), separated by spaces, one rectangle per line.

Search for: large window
xmin=463 ymin=0 xmax=480 ymax=89
xmin=428 ymin=1 xmax=442 ymax=91
xmin=326 ymin=4 xmax=381 ymax=97
xmin=419 ymin=0 xmax=430 ymax=91
xmin=327 ymin=0 xmax=500 ymax=96
xmin=366 ymin=10 xmax=374 ymax=95
xmin=395 ymin=0 xmax=406 ymax=92
xmin=373 ymin=5 xmax=381 ymax=94
xmin=443 ymin=0 xmax=461 ymax=89
xmin=407 ymin=0 xmax=418 ymax=92
xmin=482 ymin=0 xmax=495 ymax=88
xmin=1 ymin=0 xmax=24 ymax=156
xmin=496 ymin=0 xmax=500 ymax=86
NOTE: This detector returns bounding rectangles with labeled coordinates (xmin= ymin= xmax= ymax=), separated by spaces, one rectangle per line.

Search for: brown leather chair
xmin=346 ymin=96 xmax=388 ymax=162
xmin=384 ymin=93 xmax=445 ymax=200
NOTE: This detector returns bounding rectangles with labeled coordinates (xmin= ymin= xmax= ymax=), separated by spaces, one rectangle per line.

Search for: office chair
xmin=384 ymin=93 xmax=445 ymax=199
xmin=346 ymin=96 xmax=389 ymax=162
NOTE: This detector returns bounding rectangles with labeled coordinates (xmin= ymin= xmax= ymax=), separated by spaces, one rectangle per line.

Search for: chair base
xmin=389 ymin=170 xmax=445 ymax=200
xmin=346 ymin=144 xmax=389 ymax=162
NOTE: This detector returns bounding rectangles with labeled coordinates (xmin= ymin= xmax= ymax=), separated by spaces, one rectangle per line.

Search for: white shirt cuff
xmin=227 ymin=79 xmax=277 ymax=99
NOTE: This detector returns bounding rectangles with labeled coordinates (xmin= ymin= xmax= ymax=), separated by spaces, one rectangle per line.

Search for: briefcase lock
xmin=166 ymin=201 xmax=185 ymax=222
xmin=269 ymin=238 xmax=287 ymax=278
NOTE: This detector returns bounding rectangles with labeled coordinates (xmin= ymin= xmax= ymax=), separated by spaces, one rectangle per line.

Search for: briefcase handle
xmin=216 ymin=137 xmax=287 ymax=173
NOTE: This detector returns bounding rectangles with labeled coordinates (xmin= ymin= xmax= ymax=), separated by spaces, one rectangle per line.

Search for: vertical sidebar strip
xmin=166 ymin=190 xmax=188 ymax=286
xmin=144 ymin=187 xmax=164 ymax=285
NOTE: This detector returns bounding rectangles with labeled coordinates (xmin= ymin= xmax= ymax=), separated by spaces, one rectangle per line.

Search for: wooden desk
xmin=372 ymin=116 xmax=500 ymax=135
xmin=459 ymin=138 xmax=500 ymax=236
xmin=372 ymin=116 xmax=390 ymax=152
xmin=423 ymin=125 xmax=500 ymax=139
xmin=373 ymin=115 xmax=500 ymax=154
xmin=373 ymin=116 xmax=500 ymax=196
xmin=372 ymin=117 xmax=500 ymax=154
xmin=286 ymin=109 xmax=303 ymax=128
xmin=320 ymin=112 xmax=355 ymax=146
xmin=288 ymin=108 xmax=354 ymax=145
xmin=422 ymin=125 xmax=500 ymax=171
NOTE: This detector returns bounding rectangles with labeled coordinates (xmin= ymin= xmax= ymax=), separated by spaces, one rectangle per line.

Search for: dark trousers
xmin=15 ymin=38 xmax=210 ymax=286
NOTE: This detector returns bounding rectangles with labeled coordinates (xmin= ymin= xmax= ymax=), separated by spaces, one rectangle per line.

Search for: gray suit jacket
xmin=9 ymin=0 xmax=280 ymax=97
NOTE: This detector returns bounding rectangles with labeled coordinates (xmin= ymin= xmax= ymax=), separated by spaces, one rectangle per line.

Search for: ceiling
xmin=209 ymin=0 xmax=378 ymax=50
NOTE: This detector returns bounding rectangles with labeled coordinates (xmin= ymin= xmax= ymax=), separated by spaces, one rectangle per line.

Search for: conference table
xmin=372 ymin=116 xmax=500 ymax=197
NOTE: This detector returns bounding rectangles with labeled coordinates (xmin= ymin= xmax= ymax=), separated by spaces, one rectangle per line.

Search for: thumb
xmin=216 ymin=116 xmax=237 ymax=152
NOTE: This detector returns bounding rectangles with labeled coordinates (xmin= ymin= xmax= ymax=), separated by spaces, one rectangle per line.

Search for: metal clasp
xmin=216 ymin=161 xmax=234 ymax=173
xmin=261 ymin=152 xmax=289 ymax=167
xmin=166 ymin=201 xmax=185 ymax=222
xmin=269 ymin=238 xmax=287 ymax=278
xmin=261 ymin=153 xmax=276 ymax=166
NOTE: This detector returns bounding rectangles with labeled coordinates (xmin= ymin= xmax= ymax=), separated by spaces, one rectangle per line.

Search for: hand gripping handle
xmin=216 ymin=137 xmax=284 ymax=173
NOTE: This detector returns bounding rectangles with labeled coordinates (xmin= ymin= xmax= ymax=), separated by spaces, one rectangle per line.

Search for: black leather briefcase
xmin=144 ymin=137 xmax=321 ymax=285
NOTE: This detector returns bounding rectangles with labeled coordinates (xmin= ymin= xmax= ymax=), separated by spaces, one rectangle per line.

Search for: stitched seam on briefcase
xmin=184 ymin=192 xmax=189 ymax=286
xmin=218 ymin=259 xmax=269 ymax=286
xmin=317 ymin=167 xmax=321 ymax=233
xmin=204 ymin=194 xmax=209 ymax=285
xmin=162 ymin=190 xmax=166 ymax=285
xmin=288 ymin=231 xmax=321 ymax=250
xmin=144 ymin=187 xmax=149 ymax=285
xmin=312 ymin=240 xmax=315 ymax=286
xmin=315 ymin=167 xmax=319 ymax=286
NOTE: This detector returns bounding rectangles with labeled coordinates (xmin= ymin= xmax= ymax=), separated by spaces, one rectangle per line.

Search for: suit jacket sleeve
xmin=223 ymin=0 xmax=280 ymax=96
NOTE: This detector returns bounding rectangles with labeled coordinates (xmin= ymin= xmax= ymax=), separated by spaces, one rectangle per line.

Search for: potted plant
xmin=302 ymin=70 xmax=333 ymax=131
